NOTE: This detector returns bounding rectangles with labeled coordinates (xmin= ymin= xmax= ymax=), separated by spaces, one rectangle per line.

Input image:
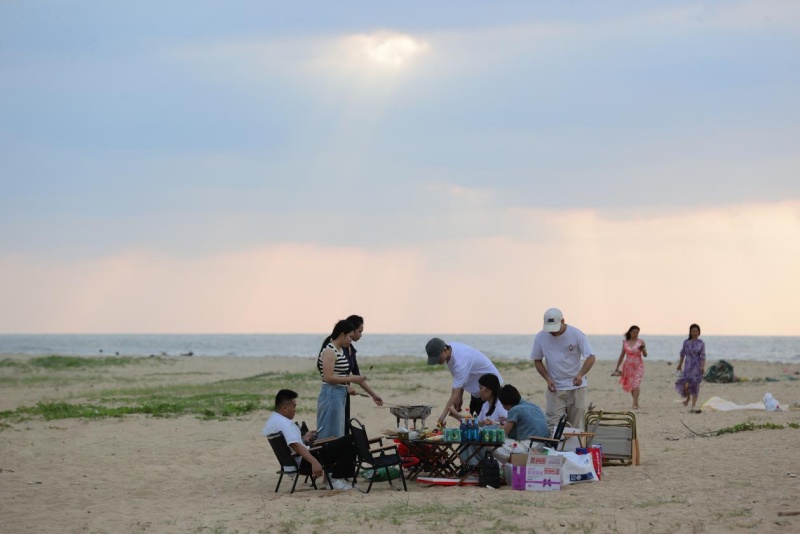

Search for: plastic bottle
xmin=459 ymin=416 xmax=468 ymax=442
xmin=471 ymin=413 xmax=480 ymax=441
xmin=299 ymin=421 xmax=309 ymax=435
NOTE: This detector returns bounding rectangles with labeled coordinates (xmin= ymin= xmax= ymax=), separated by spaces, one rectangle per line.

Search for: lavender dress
xmin=675 ymin=338 xmax=706 ymax=397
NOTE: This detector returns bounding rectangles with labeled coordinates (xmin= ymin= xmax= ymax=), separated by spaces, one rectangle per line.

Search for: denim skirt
xmin=316 ymin=383 xmax=347 ymax=439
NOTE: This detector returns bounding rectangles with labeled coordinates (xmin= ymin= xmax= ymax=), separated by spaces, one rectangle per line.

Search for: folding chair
xmin=527 ymin=413 xmax=568 ymax=450
xmin=349 ymin=418 xmax=407 ymax=493
xmin=267 ymin=433 xmax=332 ymax=493
xmin=584 ymin=411 xmax=639 ymax=466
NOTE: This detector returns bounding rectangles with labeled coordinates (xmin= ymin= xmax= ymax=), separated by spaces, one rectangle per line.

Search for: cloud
xmin=2 ymin=200 xmax=797 ymax=335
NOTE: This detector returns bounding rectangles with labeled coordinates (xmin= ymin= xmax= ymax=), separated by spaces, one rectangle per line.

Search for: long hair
xmin=687 ymin=323 xmax=701 ymax=340
xmin=319 ymin=319 xmax=356 ymax=353
xmin=625 ymin=325 xmax=640 ymax=341
xmin=478 ymin=373 xmax=502 ymax=416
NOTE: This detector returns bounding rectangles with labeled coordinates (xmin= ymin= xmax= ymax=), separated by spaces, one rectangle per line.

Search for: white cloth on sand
xmin=701 ymin=396 xmax=766 ymax=411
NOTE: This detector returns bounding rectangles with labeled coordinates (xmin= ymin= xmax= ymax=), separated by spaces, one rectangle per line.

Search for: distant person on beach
xmin=425 ymin=338 xmax=503 ymax=427
xmin=612 ymin=325 xmax=648 ymax=409
xmin=497 ymin=384 xmax=549 ymax=442
xmin=316 ymin=319 xmax=367 ymax=439
xmin=342 ymin=315 xmax=383 ymax=435
xmin=263 ymin=389 xmax=356 ymax=491
xmin=530 ymin=308 xmax=596 ymax=430
xmin=675 ymin=323 xmax=705 ymax=413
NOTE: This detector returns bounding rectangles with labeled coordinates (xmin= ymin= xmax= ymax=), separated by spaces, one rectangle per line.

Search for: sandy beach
xmin=1 ymin=353 xmax=799 ymax=533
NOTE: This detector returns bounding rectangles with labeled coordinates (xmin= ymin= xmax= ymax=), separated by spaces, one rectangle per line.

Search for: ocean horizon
xmin=1 ymin=333 xmax=799 ymax=363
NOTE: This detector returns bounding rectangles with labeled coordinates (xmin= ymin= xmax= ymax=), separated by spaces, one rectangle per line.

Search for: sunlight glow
xmin=344 ymin=31 xmax=430 ymax=69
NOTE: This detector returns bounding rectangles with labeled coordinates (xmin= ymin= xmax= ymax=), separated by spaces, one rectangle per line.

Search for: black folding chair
xmin=267 ymin=433 xmax=332 ymax=493
xmin=527 ymin=413 xmax=568 ymax=451
xmin=349 ymin=418 xmax=407 ymax=493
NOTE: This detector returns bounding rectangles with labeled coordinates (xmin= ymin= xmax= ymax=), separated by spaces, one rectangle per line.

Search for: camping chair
xmin=349 ymin=418 xmax=407 ymax=493
xmin=267 ymin=433 xmax=332 ymax=493
xmin=584 ymin=411 xmax=639 ymax=466
xmin=527 ymin=413 xmax=568 ymax=451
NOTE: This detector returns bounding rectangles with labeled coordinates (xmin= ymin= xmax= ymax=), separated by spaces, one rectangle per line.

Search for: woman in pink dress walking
xmin=612 ymin=325 xmax=647 ymax=409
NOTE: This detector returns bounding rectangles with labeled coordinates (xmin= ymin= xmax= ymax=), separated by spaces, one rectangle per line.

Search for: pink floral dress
xmin=619 ymin=339 xmax=644 ymax=392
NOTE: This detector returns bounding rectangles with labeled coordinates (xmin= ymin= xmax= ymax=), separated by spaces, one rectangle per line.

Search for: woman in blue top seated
xmin=497 ymin=384 xmax=549 ymax=442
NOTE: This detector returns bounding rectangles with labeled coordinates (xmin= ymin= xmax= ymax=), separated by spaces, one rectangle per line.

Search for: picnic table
xmin=397 ymin=438 xmax=501 ymax=485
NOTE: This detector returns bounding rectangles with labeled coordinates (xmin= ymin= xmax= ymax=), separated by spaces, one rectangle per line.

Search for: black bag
xmin=704 ymin=360 xmax=735 ymax=383
xmin=478 ymin=451 xmax=500 ymax=488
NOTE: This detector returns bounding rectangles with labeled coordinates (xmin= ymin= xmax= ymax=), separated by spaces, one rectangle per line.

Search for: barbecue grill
xmin=389 ymin=405 xmax=433 ymax=430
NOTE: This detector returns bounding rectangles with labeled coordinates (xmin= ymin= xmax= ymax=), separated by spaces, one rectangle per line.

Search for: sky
xmin=1 ymin=1 xmax=799 ymax=336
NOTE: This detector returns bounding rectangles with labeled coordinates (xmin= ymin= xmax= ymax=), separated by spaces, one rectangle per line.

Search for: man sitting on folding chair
xmin=262 ymin=389 xmax=357 ymax=491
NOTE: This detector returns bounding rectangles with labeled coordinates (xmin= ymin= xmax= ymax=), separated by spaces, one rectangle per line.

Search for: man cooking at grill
xmin=425 ymin=338 xmax=504 ymax=427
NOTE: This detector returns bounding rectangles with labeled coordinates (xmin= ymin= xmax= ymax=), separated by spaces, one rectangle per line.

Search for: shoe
xmin=330 ymin=478 xmax=353 ymax=491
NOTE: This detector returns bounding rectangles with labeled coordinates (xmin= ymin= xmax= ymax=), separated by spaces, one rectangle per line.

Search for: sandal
xmin=690 ymin=409 xmax=702 ymax=414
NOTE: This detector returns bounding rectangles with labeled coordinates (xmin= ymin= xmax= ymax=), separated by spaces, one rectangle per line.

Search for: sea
xmin=1 ymin=334 xmax=799 ymax=363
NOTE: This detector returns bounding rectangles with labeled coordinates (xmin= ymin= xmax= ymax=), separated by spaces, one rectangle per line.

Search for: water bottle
xmin=300 ymin=421 xmax=309 ymax=435
xmin=472 ymin=418 xmax=480 ymax=442
xmin=459 ymin=417 xmax=468 ymax=442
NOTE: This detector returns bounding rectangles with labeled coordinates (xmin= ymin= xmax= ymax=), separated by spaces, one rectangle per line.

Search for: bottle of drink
xmin=300 ymin=421 xmax=309 ymax=435
xmin=472 ymin=413 xmax=480 ymax=441
xmin=459 ymin=416 xmax=468 ymax=442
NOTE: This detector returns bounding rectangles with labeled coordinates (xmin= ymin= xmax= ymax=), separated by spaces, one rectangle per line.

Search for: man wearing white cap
xmin=530 ymin=308 xmax=596 ymax=431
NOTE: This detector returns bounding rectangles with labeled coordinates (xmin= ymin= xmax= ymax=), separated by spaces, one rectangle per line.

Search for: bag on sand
xmin=546 ymin=449 xmax=599 ymax=485
xmin=493 ymin=439 xmax=531 ymax=463
xmin=704 ymin=360 xmax=735 ymax=383
xmin=478 ymin=451 xmax=500 ymax=488
xmin=360 ymin=466 xmax=402 ymax=482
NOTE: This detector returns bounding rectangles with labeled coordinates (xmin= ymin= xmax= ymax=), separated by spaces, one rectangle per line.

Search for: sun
xmin=344 ymin=31 xmax=430 ymax=69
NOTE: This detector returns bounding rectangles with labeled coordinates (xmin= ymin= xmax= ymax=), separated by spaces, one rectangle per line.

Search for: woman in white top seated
xmin=448 ymin=373 xmax=508 ymax=425
xmin=448 ymin=374 xmax=508 ymax=468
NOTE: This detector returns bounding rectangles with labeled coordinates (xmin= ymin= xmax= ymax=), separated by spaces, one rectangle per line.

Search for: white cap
xmin=543 ymin=308 xmax=564 ymax=333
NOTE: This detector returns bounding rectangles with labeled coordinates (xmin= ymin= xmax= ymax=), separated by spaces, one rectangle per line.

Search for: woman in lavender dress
xmin=675 ymin=324 xmax=705 ymax=413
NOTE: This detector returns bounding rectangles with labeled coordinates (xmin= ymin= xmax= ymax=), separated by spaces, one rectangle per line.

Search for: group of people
xmin=263 ymin=314 xmax=384 ymax=491
xmin=264 ymin=309 xmax=708 ymax=491
xmin=611 ymin=322 xmax=706 ymax=413
xmin=426 ymin=307 xmax=596 ymax=438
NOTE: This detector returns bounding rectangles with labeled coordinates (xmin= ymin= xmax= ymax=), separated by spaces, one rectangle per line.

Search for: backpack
xmin=704 ymin=360 xmax=735 ymax=383
xmin=478 ymin=451 xmax=500 ymax=489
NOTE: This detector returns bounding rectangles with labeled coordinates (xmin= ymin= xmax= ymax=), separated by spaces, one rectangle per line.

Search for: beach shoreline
xmin=1 ymin=354 xmax=798 ymax=533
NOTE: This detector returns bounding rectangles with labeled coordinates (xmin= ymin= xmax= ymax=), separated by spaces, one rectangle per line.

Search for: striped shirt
xmin=317 ymin=343 xmax=349 ymax=383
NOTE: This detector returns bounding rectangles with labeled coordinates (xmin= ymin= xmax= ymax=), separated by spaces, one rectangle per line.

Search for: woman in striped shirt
xmin=316 ymin=319 xmax=367 ymax=439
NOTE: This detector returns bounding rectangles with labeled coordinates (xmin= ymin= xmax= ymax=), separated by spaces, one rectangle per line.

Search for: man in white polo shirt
xmin=530 ymin=308 xmax=596 ymax=431
xmin=262 ymin=389 xmax=356 ymax=491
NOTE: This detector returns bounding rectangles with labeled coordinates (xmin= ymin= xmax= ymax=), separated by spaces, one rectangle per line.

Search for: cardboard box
xmin=510 ymin=453 xmax=528 ymax=466
xmin=511 ymin=454 xmax=563 ymax=491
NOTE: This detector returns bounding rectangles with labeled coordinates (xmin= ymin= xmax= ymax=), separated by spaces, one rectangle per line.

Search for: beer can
xmin=495 ymin=428 xmax=505 ymax=442
xmin=482 ymin=428 xmax=494 ymax=442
